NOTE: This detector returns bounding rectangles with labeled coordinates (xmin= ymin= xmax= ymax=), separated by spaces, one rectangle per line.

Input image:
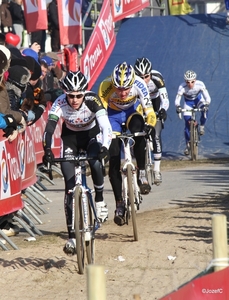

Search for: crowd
xmin=0 ymin=30 xmax=67 ymax=237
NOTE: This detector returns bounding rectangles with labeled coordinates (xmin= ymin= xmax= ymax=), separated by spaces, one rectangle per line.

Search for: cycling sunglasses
xmin=68 ymin=93 xmax=84 ymax=99
xmin=186 ymin=80 xmax=195 ymax=84
xmin=140 ymin=74 xmax=150 ymax=79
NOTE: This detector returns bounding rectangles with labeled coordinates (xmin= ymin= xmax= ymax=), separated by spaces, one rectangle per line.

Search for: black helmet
xmin=134 ymin=57 xmax=152 ymax=76
xmin=60 ymin=70 xmax=88 ymax=92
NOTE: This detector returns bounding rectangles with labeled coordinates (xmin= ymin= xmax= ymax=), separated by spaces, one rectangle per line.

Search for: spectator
xmin=31 ymin=30 xmax=46 ymax=53
xmin=6 ymin=65 xmax=35 ymax=124
xmin=46 ymin=51 xmax=66 ymax=82
xmin=8 ymin=0 xmax=25 ymax=48
xmin=225 ymin=0 xmax=229 ymax=24
xmin=0 ymin=0 xmax=13 ymax=33
xmin=0 ymin=33 xmax=6 ymax=45
xmin=48 ymin=0 xmax=60 ymax=52
xmin=22 ymin=55 xmax=47 ymax=125
xmin=0 ymin=45 xmax=25 ymax=139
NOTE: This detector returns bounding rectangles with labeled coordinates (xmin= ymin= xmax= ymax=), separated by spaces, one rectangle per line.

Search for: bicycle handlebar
xmin=178 ymin=108 xmax=206 ymax=119
xmin=46 ymin=154 xmax=104 ymax=180
xmin=112 ymin=132 xmax=146 ymax=139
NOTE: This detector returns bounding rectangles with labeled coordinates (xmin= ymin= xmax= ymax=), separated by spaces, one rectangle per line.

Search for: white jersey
xmin=46 ymin=91 xmax=112 ymax=150
xmin=175 ymin=80 xmax=211 ymax=107
xmin=147 ymin=70 xmax=169 ymax=112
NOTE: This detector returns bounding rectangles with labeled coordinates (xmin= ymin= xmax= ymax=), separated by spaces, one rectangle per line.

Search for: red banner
xmin=160 ymin=266 xmax=229 ymax=299
xmin=0 ymin=101 xmax=63 ymax=217
xmin=23 ymin=0 xmax=48 ymax=32
xmin=31 ymin=115 xmax=46 ymax=165
xmin=57 ymin=0 xmax=82 ymax=46
xmin=111 ymin=0 xmax=150 ymax=22
xmin=80 ymin=0 xmax=116 ymax=90
xmin=0 ymin=137 xmax=23 ymax=216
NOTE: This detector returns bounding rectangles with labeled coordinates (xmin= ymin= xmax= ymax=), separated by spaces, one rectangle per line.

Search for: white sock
xmin=154 ymin=160 xmax=161 ymax=172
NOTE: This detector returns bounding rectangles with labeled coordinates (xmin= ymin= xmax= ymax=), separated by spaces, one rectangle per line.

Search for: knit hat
xmin=22 ymin=48 xmax=39 ymax=62
xmin=23 ymin=56 xmax=41 ymax=81
xmin=41 ymin=55 xmax=54 ymax=67
xmin=46 ymin=51 xmax=59 ymax=61
xmin=0 ymin=50 xmax=7 ymax=74
xmin=7 ymin=66 xmax=31 ymax=89
xmin=0 ymin=45 xmax=11 ymax=60
xmin=8 ymin=45 xmax=23 ymax=59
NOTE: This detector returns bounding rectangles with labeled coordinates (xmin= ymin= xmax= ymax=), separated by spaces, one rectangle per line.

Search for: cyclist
xmin=134 ymin=57 xmax=169 ymax=185
xmin=175 ymin=70 xmax=211 ymax=155
xmin=42 ymin=71 xmax=112 ymax=255
xmin=98 ymin=62 xmax=156 ymax=226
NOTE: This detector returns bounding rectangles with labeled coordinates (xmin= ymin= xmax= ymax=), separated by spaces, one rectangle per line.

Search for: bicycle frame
xmin=52 ymin=153 xmax=100 ymax=274
xmin=145 ymin=132 xmax=154 ymax=186
xmin=114 ymin=129 xmax=144 ymax=241
xmin=179 ymin=108 xmax=206 ymax=161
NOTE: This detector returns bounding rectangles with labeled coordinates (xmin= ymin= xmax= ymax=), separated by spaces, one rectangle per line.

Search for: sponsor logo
xmin=135 ymin=79 xmax=148 ymax=97
xmin=98 ymin=12 xmax=113 ymax=50
xmin=102 ymin=84 xmax=112 ymax=98
xmin=18 ymin=139 xmax=25 ymax=178
xmin=1 ymin=147 xmax=8 ymax=193
xmin=64 ymin=0 xmax=81 ymax=26
xmin=25 ymin=0 xmax=38 ymax=13
xmin=84 ymin=43 xmax=102 ymax=79
xmin=84 ymin=54 xmax=90 ymax=82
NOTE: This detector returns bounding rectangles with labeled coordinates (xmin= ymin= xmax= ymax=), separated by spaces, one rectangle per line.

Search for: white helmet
xmin=60 ymin=71 xmax=88 ymax=92
xmin=134 ymin=57 xmax=152 ymax=76
xmin=184 ymin=70 xmax=197 ymax=81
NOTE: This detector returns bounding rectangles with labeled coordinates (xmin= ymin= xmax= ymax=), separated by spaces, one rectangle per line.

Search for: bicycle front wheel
xmin=190 ymin=121 xmax=198 ymax=161
xmin=145 ymin=141 xmax=153 ymax=186
xmin=85 ymin=193 xmax=95 ymax=265
xmin=127 ymin=165 xmax=138 ymax=241
xmin=74 ymin=186 xmax=85 ymax=274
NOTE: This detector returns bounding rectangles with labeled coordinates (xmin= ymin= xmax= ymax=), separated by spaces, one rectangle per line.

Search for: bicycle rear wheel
xmin=127 ymin=165 xmax=138 ymax=241
xmin=145 ymin=141 xmax=153 ymax=186
xmin=85 ymin=193 xmax=95 ymax=265
xmin=74 ymin=186 xmax=85 ymax=274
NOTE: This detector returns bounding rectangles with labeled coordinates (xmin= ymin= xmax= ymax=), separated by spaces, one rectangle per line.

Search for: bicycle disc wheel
xmin=145 ymin=142 xmax=153 ymax=186
xmin=127 ymin=165 xmax=138 ymax=241
xmin=85 ymin=193 xmax=95 ymax=265
xmin=74 ymin=186 xmax=85 ymax=274
xmin=190 ymin=120 xmax=195 ymax=161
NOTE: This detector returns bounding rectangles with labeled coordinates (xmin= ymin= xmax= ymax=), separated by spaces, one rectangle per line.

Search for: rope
xmin=206 ymin=258 xmax=229 ymax=272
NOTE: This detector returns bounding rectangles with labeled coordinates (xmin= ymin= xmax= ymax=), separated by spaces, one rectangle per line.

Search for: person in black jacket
xmin=8 ymin=0 xmax=25 ymax=48
xmin=48 ymin=0 xmax=60 ymax=52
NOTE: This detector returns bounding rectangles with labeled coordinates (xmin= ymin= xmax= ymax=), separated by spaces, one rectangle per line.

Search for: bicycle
xmin=144 ymin=129 xmax=154 ymax=186
xmin=115 ymin=124 xmax=145 ymax=241
xmin=48 ymin=152 xmax=100 ymax=275
xmin=179 ymin=107 xmax=206 ymax=161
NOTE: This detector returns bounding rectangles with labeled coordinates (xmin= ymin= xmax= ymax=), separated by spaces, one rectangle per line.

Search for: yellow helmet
xmin=111 ymin=62 xmax=135 ymax=89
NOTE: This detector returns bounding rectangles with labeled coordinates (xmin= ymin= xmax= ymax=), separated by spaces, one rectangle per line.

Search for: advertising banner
xmin=23 ymin=0 xmax=48 ymax=32
xmin=111 ymin=0 xmax=150 ymax=22
xmin=19 ymin=129 xmax=37 ymax=190
xmin=0 ymin=137 xmax=23 ymax=216
xmin=80 ymin=0 xmax=116 ymax=90
xmin=168 ymin=0 xmax=193 ymax=15
xmin=57 ymin=0 xmax=82 ymax=45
